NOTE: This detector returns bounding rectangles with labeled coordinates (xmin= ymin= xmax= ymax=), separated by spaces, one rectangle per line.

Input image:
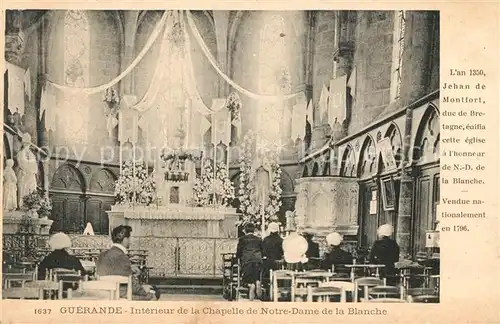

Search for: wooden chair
xmin=3 ymin=272 xmax=36 ymax=288
xmin=72 ymin=280 xmax=119 ymax=300
xmin=24 ymin=280 xmax=61 ymax=299
xmin=319 ymin=281 xmax=355 ymax=302
xmin=270 ymin=269 xmax=294 ymax=302
xmin=306 ymin=285 xmax=344 ymax=302
xmin=294 ymin=277 xmax=321 ymax=302
xmin=362 ymin=297 xmax=408 ymax=303
xmin=97 ymin=275 xmax=133 ymax=300
xmin=368 ymin=285 xmax=404 ymax=300
xmin=407 ymin=294 xmax=439 ymax=303
xmin=407 ymin=287 xmax=436 ymax=297
xmin=3 ymin=287 xmax=44 ymax=299
xmin=354 ymin=277 xmax=385 ymax=302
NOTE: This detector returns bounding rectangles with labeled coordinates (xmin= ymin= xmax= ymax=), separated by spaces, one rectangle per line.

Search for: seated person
xmin=303 ymin=232 xmax=320 ymax=270
xmin=262 ymin=222 xmax=284 ymax=272
xmin=38 ymin=232 xmax=85 ymax=280
xmin=236 ymin=222 xmax=263 ymax=301
xmin=321 ymin=232 xmax=353 ymax=276
xmin=282 ymin=232 xmax=309 ymax=272
xmin=96 ymin=225 xmax=159 ymax=300
xmin=369 ymin=224 xmax=400 ymax=284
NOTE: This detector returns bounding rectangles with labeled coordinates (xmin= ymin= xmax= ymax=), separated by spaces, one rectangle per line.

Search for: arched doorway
xmin=49 ymin=163 xmax=86 ymax=233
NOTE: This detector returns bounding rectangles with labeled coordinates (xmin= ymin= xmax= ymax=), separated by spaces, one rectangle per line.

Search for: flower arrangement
xmin=226 ymin=92 xmax=241 ymax=122
xmin=114 ymin=160 xmax=156 ymax=206
xmin=38 ymin=196 xmax=53 ymax=218
xmin=192 ymin=162 xmax=235 ymax=207
xmin=22 ymin=190 xmax=43 ymax=211
xmin=236 ymin=130 xmax=282 ymax=230
xmin=214 ymin=163 xmax=235 ymax=207
xmin=193 ymin=161 xmax=213 ymax=207
xmin=22 ymin=190 xmax=52 ymax=218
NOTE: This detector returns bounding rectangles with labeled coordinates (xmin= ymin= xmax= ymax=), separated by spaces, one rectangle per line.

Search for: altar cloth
xmin=111 ymin=205 xmax=236 ymax=221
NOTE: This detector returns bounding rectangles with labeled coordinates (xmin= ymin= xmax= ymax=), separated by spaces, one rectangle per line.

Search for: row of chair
xmin=3 ymin=267 xmax=133 ymax=300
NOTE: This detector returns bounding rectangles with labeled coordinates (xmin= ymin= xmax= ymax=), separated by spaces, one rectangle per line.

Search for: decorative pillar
xmin=5 ymin=10 xmax=25 ymax=66
xmin=396 ymin=108 xmax=413 ymax=256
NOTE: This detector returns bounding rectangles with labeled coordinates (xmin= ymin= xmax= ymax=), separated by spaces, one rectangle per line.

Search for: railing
xmin=3 ymin=234 xmax=239 ymax=278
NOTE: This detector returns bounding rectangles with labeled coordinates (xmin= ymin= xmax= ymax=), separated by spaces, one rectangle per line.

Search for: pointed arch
xmin=89 ymin=168 xmax=118 ymax=193
xmin=357 ymin=135 xmax=377 ymax=178
xmin=340 ymin=144 xmax=356 ymax=177
xmin=413 ymin=103 xmax=440 ymax=164
xmin=302 ymin=164 xmax=309 ymax=177
xmin=51 ymin=163 xmax=86 ymax=193
xmin=377 ymin=122 xmax=403 ymax=173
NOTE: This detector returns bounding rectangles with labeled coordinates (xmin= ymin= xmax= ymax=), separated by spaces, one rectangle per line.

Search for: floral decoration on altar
xmin=114 ymin=160 xmax=156 ymax=206
xmin=237 ymin=130 xmax=282 ymax=231
xmin=22 ymin=190 xmax=52 ymax=218
xmin=193 ymin=162 xmax=235 ymax=207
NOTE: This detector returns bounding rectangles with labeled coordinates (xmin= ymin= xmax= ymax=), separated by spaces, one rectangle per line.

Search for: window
xmin=257 ymin=14 xmax=291 ymax=146
xmin=390 ymin=11 xmax=406 ymax=101
xmin=62 ymin=10 xmax=90 ymax=144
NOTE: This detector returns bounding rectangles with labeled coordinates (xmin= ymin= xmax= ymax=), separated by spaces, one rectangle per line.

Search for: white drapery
xmin=185 ymin=11 xmax=303 ymax=103
xmin=47 ymin=11 xmax=168 ymax=95
xmin=6 ymin=62 xmax=25 ymax=116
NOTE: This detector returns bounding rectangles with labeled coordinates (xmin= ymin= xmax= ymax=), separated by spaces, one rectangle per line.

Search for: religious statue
xmin=16 ymin=133 xmax=38 ymax=209
xmin=3 ymin=159 xmax=18 ymax=211
xmin=252 ymin=162 xmax=272 ymax=210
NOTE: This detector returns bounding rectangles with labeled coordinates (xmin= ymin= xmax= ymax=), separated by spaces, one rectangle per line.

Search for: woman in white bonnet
xmin=38 ymin=232 xmax=85 ymax=280
xmin=369 ymin=224 xmax=400 ymax=281
xmin=282 ymin=232 xmax=308 ymax=271
xmin=321 ymin=232 xmax=353 ymax=275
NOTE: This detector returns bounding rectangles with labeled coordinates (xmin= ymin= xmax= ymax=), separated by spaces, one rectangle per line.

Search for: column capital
xmin=5 ymin=32 xmax=25 ymax=66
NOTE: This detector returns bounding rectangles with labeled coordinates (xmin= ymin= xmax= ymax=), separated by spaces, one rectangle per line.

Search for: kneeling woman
xmin=236 ymin=222 xmax=263 ymax=301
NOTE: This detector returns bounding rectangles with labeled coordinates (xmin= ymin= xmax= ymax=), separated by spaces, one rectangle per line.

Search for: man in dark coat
xmin=236 ymin=222 xmax=263 ymax=300
xmin=321 ymin=232 xmax=353 ymax=276
xmin=369 ymin=224 xmax=400 ymax=283
xmin=96 ymin=225 xmax=159 ymax=300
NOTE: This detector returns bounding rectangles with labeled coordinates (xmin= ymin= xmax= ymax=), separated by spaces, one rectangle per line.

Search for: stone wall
xmin=44 ymin=11 xmax=122 ymax=163
xmin=349 ymin=11 xmax=395 ymax=135
xmin=311 ymin=10 xmax=335 ymax=126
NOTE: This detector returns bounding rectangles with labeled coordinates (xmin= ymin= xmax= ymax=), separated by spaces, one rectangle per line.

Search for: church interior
xmin=3 ymin=10 xmax=440 ymax=302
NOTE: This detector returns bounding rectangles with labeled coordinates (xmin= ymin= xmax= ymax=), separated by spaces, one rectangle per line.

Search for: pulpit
xmin=294 ymin=176 xmax=359 ymax=253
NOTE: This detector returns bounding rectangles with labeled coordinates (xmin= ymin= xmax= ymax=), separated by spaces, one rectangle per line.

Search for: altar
xmin=107 ymin=205 xmax=239 ymax=238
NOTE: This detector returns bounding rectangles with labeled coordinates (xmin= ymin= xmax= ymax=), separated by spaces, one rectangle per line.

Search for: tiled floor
xmin=159 ymin=294 xmax=225 ymax=301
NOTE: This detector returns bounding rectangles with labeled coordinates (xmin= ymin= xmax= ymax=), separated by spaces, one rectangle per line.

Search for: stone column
xmin=399 ymin=11 xmax=433 ymax=108
xmin=212 ymin=11 xmax=229 ymax=97
xmin=396 ymin=108 xmax=413 ymax=256
xmin=396 ymin=11 xmax=434 ymax=257
xmin=122 ymin=11 xmax=139 ymax=95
